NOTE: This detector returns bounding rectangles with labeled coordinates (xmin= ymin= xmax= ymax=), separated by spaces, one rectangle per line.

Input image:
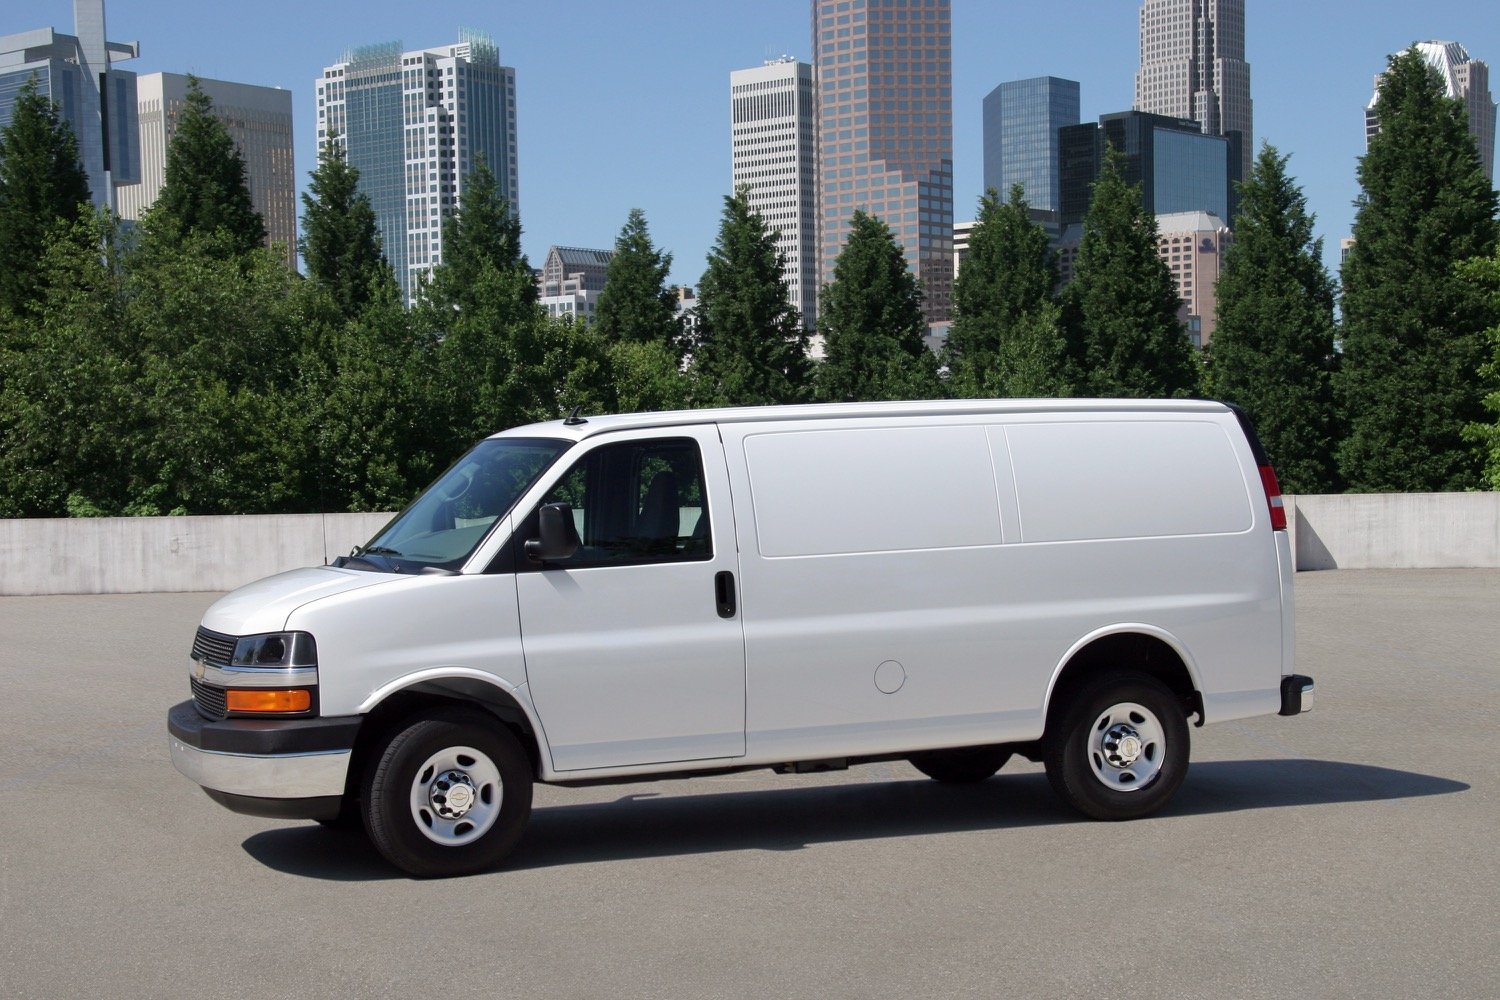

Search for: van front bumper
xmin=167 ymin=700 xmax=361 ymax=821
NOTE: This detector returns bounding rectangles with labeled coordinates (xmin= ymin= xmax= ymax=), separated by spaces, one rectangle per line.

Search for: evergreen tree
xmin=595 ymin=207 xmax=681 ymax=348
xmin=816 ymin=209 xmax=938 ymax=401
xmin=143 ymin=77 xmax=266 ymax=257
xmin=300 ymin=136 xmax=392 ymax=319
xmin=421 ymin=156 xmax=535 ymax=320
xmin=1463 ymin=253 xmax=1500 ymax=489
xmin=0 ymin=76 xmax=92 ymax=315
xmin=1336 ymin=47 xmax=1499 ymax=492
xmin=692 ymin=190 xmax=809 ymax=406
xmin=1066 ymin=146 xmax=1199 ymax=398
xmin=946 ymin=185 xmax=1069 ymax=397
xmin=1210 ymin=145 xmax=1338 ymax=494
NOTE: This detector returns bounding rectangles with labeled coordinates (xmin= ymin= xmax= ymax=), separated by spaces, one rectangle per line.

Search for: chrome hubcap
xmin=1088 ymin=702 xmax=1166 ymax=792
xmin=409 ymin=745 xmax=502 ymax=847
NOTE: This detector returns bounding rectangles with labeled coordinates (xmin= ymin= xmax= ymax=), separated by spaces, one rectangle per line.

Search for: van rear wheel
xmin=1044 ymin=672 xmax=1188 ymax=820
xmin=908 ymin=745 xmax=1011 ymax=783
xmin=362 ymin=708 xmax=532 ymax=877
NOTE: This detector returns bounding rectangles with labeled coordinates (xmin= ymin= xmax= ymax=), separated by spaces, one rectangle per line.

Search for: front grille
xmin=190 ymin=676 xmax=229 ymax=721
xmin=191 ymin=627 xmax=237 ymax=666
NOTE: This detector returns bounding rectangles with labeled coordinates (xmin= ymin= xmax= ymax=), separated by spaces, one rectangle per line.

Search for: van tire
xmin=362 ymin=708 xmax=533 ymax=877
xmin=908 ymin=746 xmax=1012 ymax=783
xmin=1044 ymin=672 xmax=1188 ymax=821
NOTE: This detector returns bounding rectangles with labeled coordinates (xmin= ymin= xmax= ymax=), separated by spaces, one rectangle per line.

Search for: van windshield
xmin=349 ymin=437 xmax=570 ymax=574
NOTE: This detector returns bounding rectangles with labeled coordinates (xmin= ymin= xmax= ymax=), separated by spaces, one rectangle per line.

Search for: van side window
xmin=535 ymin=437 xmax=711 ymax=568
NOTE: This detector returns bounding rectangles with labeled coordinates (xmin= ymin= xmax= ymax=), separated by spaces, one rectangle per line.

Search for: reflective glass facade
xmin=982 ymin=76 xmax=1078 ymax=213
xmin=319 ymin=34 xmax=518 ymax=302
xmin=1059 ymin=111 xmax=1234 ymax=226
xmin=815 ymin=0 xmax=955 ymax=325
xmin=1152 ymin=128 xmax=1227 ymax=220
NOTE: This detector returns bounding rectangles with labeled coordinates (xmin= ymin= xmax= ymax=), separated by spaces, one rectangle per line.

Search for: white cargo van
xmin=169 ymin=399 xmax=1313 ymax=876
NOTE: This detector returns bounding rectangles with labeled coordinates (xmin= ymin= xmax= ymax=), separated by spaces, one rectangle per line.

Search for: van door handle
xmin=714 ymin=571 xmax=737 ymax=619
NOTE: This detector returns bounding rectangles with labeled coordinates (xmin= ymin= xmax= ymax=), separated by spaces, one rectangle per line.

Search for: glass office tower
xmin=982 ymin=76 xmax=1079 ymax=213
xmin=814 ymin=0 xmax=955 ymax=325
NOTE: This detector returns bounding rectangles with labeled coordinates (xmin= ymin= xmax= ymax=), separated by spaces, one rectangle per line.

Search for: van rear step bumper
xmin=1279 ymin=674 xmax=1315 ymax=716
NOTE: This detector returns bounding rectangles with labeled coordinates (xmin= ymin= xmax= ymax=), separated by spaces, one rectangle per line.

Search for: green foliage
xmin=1460 ymin=254 xmax=1500 ymax=489
xmin=816 ymin=210 xmax=939 ymax=401
xmin=0 ymin=76 xmax=92 ymax=316
xmin=1210 ymin=145 xmax=1338 ymax=494
xmin=1336 ymin=47 xmax=1500 ymax=492
xmin=421 ymin=156 xmax=534 ymax=318
xmin=1066 ymin=146 xmax=1199 ymax=399
xmin=142 ymin=77 xmax=266 ymax=258
xmin=692 ymin=190 xmax=810 ymax=406
xmin=946 ymin=186 xmax=1069 ymax=398
xmin=595 ymin=208 xmax=681 ymax=348
xmin=300 ymin=137 xmax=393 ymax=319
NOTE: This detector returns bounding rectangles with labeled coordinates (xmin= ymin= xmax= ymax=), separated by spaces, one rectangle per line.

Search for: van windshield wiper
xmin=357 ymin=545 xmax=404 ymax=557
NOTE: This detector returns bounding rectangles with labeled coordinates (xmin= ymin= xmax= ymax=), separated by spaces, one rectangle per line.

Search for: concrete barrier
xmin=0 ymin=512 xmax=393 ymax=596
xmin=1286 ymin=493 xmax=1500 ymax=571
xmin=2 ymin=493 xmax=1498 ymax=594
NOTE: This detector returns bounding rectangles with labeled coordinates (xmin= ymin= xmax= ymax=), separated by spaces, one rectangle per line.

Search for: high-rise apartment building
xmin=0 ymin=0 xmax=139 ymax=211
xmin=1135 ymin=0 xmax=1252 ymax=183
xmin=317 ymin=32 xmax=518 ymax=302
xmin=731 ymin=57 xmax=819 ymax=328
xmin=117 ymin=74 xmax=295 ymax=267
xmin=982 ymin=76 xmax=1079 ymax=213
xmin=1060 ymin=110 xmax=1237 ymax=227
xmin=1365 ymin=40 xmax=1496 ymax=183
xmin=814 ymin=0 xmax=954 ymax=326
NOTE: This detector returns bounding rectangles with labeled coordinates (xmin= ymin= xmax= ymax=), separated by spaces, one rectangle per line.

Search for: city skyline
xmin=9 ymin=1 xmax=1499 ymax=290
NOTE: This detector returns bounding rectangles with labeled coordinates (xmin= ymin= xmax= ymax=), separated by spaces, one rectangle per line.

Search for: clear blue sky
xmin=13 ymin=1 xmax=1500 ymax=286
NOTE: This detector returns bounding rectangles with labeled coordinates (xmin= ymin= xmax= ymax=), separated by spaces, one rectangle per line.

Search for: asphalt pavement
xmin=1 ymin=569 xmax=1496 ymax=999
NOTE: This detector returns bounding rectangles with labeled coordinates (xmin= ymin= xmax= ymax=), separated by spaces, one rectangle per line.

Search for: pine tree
xmin=595 ymin=207 xmax=681 ymax=348
xmin=0 ymin=76 xmax=92 ymax=315
xmin=1067 ymin=146 xmax=1199 ymax=398
xmin=421 ymin=156 xmax=535 ymax=320
xmin=1336 ymin=47 xmax=1499 ymax=492
xmin=300 ymin=136 xmax=392 ymax=318
xmin=144 ymin=77 xmax=266 ymax=257
xmin=1461 ymin=253 xmax=1500 ymax=489
xmin=946 ymin=185 xmax=1068 ymax=397
xmin=1210 ymin=145 xmax=1338 ymax=494
xmin=816 ymin=210 xmax=938 ymax=401
xmin=692 ymin=190 xmax=809 ymax=406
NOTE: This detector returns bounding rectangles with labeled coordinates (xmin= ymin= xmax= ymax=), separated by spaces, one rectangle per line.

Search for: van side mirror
xmin=525 ymin=502 xmax=579 ymax=563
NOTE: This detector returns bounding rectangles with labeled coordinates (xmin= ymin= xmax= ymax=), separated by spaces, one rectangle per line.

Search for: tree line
xmin=1 ymin=50 xmax=1497 ymax=518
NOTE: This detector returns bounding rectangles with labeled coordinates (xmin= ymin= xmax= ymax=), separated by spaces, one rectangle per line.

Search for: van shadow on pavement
xmin=238 ymin=759 xmax=1467 ymax=881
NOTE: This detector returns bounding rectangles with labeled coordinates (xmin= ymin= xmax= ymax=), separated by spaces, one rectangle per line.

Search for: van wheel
xmin=908 ymin=746 xmax=1011 ymax=783
xmin=362 ymin=708 xmax=532 ymax=877
xmin=1044 ymin=673 xmax=1188 ymax=821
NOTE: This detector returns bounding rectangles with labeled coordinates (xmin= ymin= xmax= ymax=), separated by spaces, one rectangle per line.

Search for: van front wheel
xmin=363 ymin=708 xmax=533 ymax=877
xmin=1044 ymin=673 xmax=1188 ymax=821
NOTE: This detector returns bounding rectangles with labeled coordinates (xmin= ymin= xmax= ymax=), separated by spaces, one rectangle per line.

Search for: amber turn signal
xmin=226 ymin=688 xmax=312 ymax=714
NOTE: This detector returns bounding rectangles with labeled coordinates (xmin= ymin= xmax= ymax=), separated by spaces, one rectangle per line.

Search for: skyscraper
xmin=317 ymin=31 xmax=518 ymax=302
xmin=118 ymin=74 xmax=296 ymax=267
xmin=0 ymin=0 xmax=139 ymax=211
xmin=814 ymin=0 xmax=954 ymax=326
xmin=1135 ymin=0 xmax=1252 ymax=182
xmin=982 ymin=76 xmax=1079 ymax=213
xmin=1060 ymin=111 xmax=1236 ymax=227
xmin=731 ymin=57 xmax=819 ymax=329
xmin=1365 ymin=41 xmax=1496 ymax=183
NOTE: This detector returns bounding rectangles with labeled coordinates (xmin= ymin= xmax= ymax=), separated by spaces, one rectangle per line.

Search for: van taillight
xmin=1259 ymin=465 xmax=1287 ymax=531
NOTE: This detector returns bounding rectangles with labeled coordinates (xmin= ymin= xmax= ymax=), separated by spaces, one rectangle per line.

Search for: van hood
xmin=200 ymin=566 xmax=404 ymax=637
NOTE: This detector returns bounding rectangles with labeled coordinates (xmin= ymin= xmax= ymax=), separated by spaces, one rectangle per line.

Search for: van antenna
xmin=563 ymin=405 xmax=588 ymax=426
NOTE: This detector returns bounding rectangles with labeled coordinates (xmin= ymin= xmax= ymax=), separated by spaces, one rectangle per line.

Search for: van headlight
xmin=230 ymin=632 xmax=317 ymax=668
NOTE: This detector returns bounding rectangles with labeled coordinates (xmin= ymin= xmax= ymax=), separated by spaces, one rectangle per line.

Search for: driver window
xmin=537 ymin=437 xmax=711 ymax=568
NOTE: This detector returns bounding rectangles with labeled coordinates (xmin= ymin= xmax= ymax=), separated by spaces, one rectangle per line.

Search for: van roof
xmin=491 ymin=398 xmax=1232 ymax=444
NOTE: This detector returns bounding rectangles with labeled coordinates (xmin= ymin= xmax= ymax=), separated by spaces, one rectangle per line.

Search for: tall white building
xmin=1135 ymin=0 xmax=1252 ymax=182
xmin=1366 ymin=41 xmax=1496 ymax=184
xmin=118 ymin=73 xmax=295 ymax=267
xmin=317 ymin=31 xmax=518 ymax=302
xmin=730 ymin=57 xmax=819 ymax=332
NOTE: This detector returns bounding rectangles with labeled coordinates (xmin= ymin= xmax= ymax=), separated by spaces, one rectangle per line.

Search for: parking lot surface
xmin=1 ymin=569 xmax=1497 ymax=999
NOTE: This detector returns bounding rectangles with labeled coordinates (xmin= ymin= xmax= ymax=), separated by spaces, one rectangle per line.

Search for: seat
xmin=637 ymin=471 xmax=680 ymax=553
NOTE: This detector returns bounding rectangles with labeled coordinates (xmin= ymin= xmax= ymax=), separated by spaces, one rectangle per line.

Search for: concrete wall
xmin=1287 ymin=493 xmax=1500 ymax=571
xmin=2 ymin=493 xmax=1498 ymax=594
xmin=0 ymin=512 xmax=392 ymax=596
